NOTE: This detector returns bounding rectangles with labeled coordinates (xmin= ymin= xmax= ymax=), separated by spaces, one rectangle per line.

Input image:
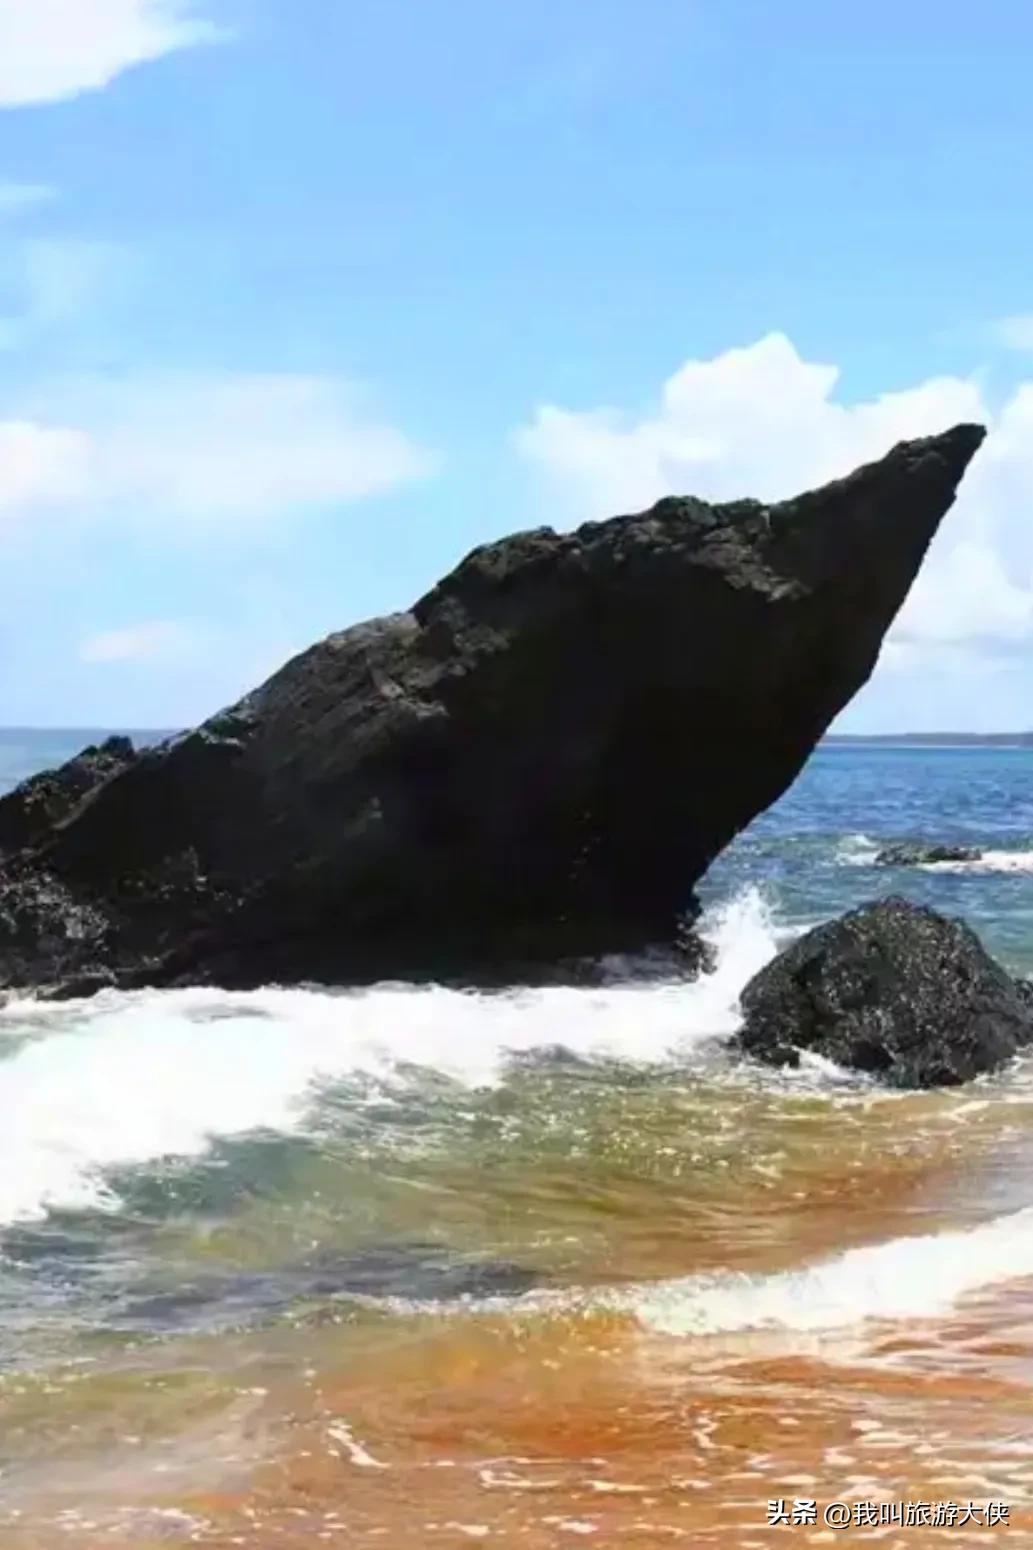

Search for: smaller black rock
xmin=738 ymin=897 xmax=1033 ymax=1088
xmin=874 ymin=840 xmax=983 ymax=867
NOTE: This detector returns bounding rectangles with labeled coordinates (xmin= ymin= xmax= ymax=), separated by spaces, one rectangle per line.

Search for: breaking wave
xmin=920 ymin=849 xmax=1033 ymax=875
xmin=834 ymin=835 xmax=1033 ymax=875
xmin=632 ymin=1207 xmax=1033 ymax=1334
xmin=0 ymin=889 xmax=779 ymax=1228
xmin=834 ymin=832 xmax=881 ymax=866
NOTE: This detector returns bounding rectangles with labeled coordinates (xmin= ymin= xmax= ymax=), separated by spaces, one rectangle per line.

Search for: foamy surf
xmin=834 ymin=836 xmax=1033 ymax=875
xmin=0 ymin=888 xmax=779 ymax=1228
xmin=312 ymin=1203 xmax=1033 ymax=1338
xmin=834 ymin=833 xmax=880 ymax=866
xmin=632 ymin=1206 xmax=1033 ymax=1335
xmin=920 ymin=849 xmax=1033 ymax=875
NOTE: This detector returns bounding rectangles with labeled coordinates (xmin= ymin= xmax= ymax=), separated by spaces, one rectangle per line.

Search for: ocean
xmin=2 ymin=730 xmax=1033 ymax=1546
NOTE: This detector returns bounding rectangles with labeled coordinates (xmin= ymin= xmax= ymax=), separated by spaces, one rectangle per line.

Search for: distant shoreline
xmin=825 ymin=733 xmax=1033 ymax=747
xmin=2 ymin=726 xmax=1031 ymax=749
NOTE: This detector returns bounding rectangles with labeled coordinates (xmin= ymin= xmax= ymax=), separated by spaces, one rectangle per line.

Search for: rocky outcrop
xmin=875 ymin=840 xmax=983 ymax=867
xmin=0 ymin=736 xmax=136 ymax=857
xmin=739 ymin=897 xmax=1033 ymax=1087
xmin=0 ymin=424 xmax=985 ymax=996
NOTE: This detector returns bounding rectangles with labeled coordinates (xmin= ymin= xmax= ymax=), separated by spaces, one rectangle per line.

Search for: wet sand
xmin=4 ymin=1059 xmax=1033 ymax=1548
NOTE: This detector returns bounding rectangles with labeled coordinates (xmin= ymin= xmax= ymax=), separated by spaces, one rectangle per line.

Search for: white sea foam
xmin=920 ymin=849 xmax=1033 ymax=875
xmin=834 ymin=834 xmax=1033 ymax=877
xmin=834 ymin=833 xmax=880 ymax=866
xmin=632 ymin=1206 xmax=1033 ymax=1335
xmin=340 ymin=1203 xmax=1033 ymax=1336
xmin=0 ymin=888 xmax=779 ymax=1227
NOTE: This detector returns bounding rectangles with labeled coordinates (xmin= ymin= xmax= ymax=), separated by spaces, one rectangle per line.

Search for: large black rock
xmin=739 ymin=897 xmax=1033 ymax=1087
xmin=0 ymin=425 xmax=985 ymax=995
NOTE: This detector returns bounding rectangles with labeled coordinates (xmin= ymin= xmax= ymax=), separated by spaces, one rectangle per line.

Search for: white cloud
xmin=897 ymin=542 xmax=1033 ymax=648
xmin=0 ymin=418 xmax=93 ymax=509
xmin=517 ymin=333 xmax=984 ymax=515
xmin=80 ymin=620 xmax=198 ymax=663
xmin=993 ymin=315 xmax=1033 ymax=352
xmin=0 ymin=181 xmax=56 ymax=213
xmin=0 ymin=0 xmax=223 ymax=108
xmin=516 ymin=333 xmax=1033 ymax=703
xmin=0 ymin=372 xmax=436 ymax=532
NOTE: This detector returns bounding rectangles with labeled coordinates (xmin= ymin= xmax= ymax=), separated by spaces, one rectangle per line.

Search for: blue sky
xmin=2 ymin=0 xmax=1033 ymax=730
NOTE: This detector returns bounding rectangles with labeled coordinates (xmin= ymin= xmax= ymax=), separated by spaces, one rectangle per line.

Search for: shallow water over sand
xmin=4 ymin=925 xmax=1033 ymax=1542
xmin=3 ymin=742 xmax=1033 ymax=1545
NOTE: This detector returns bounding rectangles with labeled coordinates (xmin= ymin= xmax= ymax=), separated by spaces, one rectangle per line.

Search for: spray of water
xmin=0 ymin=889 xmax=780 ymax=1226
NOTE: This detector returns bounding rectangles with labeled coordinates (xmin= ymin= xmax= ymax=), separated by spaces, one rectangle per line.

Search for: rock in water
xmin=0 ymin=736 xmax=136 ymax=857
xmin=0 ymin=425 xmax=985 ymax=994
xmin=739 ymin=897 xmax=1033 ymax=1087
xmin=875 ymin=840 xmax=983 ymax=867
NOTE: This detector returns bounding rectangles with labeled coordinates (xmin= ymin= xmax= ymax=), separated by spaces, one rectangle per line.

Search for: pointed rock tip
xmin=903 ymin=420 xmax=986 ymax=471
xmin=834 ymin=421 xmax=987 ymax=511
